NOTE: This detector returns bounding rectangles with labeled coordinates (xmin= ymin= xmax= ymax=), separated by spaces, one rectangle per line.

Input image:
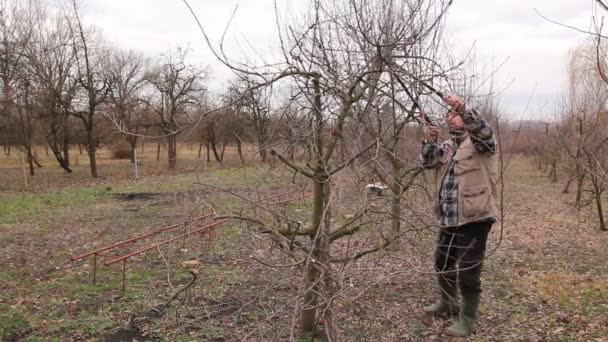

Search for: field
xmin=1 ymin=145 xmax=607 ymax=341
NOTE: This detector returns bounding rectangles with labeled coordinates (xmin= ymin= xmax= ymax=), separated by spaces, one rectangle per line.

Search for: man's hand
xmin=424 ymin=125 xmax=440 ymax=142
xmin=443 ymin=94 xmax=465 ymax=112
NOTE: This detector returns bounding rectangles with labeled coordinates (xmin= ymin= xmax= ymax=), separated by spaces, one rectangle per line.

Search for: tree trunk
xmin=320 ymin=181 xmax=336 ymax=341
xmin=562 ymin=178 xmax=572 ymax=194
xmin=78 ymin=143 xmax=83 ymax=155
xmin=299 ymin=76 xmax=334 ymax=340
xmin=220 ymin=142 xmax=226 ymax=161
xmin=128 ymin=137 xmax=138 ymax=164
xmin=206 ymin=141 xmax=210 ymax=162
xmin=575 ymin=174 xmax=585 ymax=206
xmin=50 ymin=128 xmax=72 ymax=173
xmin=300 ymin=179 xmax=330 ymax=339
xmin=210 ymin=139 xmax=222 ymax=163
xmin=85 ymin=127 xmax=98 ymax=178
xmin=549 ymin=161 xmax=557 ymax=183
xmin=236 ymin=138 xmax=244 ymax=165
xmin=388 ymin=184 xmax=401 ymax=251
xmin=257 ymin=132 xmax=267 ymax=162
xmin=130 ymin=145 xmax=137 ymax=164
xmin=87 ymin=146 xmax=98 ymax=177
xmin=52 ymin=150 xmax=72 ymax=173
xmin=27 ymin=150 xmax=35 ymax=176
xmin=594 ymin=187 xmax=606 ymax=231
xmin=167 ymin=134 xmax=177 ymax=169
xmin=63 ymin=119 xmax=70 ymax=169
xmin=31 ymin=154 xmax=42 ymax=168
xmin=198 ymin=142 xmax=203 ymax=159
xmin=156 ymin=140 xmax=161 ymax=161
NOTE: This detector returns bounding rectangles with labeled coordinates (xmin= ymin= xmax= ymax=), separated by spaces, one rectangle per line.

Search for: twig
xmin=155 ymin=271 xmax=197 ymax=312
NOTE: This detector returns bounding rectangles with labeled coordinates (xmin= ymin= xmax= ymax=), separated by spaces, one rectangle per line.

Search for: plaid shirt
xmin=420 ymin=108 xmax=496 ymax=227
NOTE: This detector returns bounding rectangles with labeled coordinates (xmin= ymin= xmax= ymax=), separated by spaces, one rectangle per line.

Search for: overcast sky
xmin=84 ymin=0 xmax=599 ymax=120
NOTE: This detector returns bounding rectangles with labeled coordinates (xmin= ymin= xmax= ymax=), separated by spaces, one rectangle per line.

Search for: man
xmin=420 ymin=94 xmax=498 ymax=337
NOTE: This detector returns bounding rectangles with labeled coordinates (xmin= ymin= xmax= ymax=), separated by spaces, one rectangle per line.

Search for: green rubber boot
xmin=423 ymin=276 xmax=459 ymax=316
xmin=423 ymin=300 xmax=460 ymax=316
xmin=445 ymin=293 xmax=480 ymax=336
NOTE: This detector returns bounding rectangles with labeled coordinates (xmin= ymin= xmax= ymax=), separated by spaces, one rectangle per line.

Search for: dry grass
xmin=0 ymin=153 xmax=607 ymax=341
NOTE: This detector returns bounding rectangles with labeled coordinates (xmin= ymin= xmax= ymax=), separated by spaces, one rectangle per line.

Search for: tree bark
xmin=258 ymin=134 xmax=267 ymax=162
xmin=562 ymin=178 xmax=572 ymax=194
xmin=206 ymin=140 xmax=210 ymax=162
xmin=84 ymin=123 xmax=98 ymax=178
xmin=27 ymin=150 xmax=35 ymax=176
xmin=236 ymin=138 xmax=244 ymax=164
xmin=300 ymin=179 xmax=326 ymax=338
xmin=156 ymin=140 xmax=161 ymax=161
xmin=167 ymin=134 xmax=177 ymax=169
xmin=575 ymin=174 xmax=585 ymax=206
xmin=63 ymin=117 xmax=70 ymax=169
xmin=299 ymin=76 xmax=333 ymax=340
xmin=594 ymin=186 xmax=606 ymax=231
xmin=389 ymin=184 xmax=401 ymax=251
xmin=220 ymin=142 xmax=226 ymax=161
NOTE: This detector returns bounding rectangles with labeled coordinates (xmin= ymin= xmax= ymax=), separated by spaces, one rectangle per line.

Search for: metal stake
xmin=93 ymin=253 xmax=97 ymax=285
xmin=122 ymin=259 xmax=127 ymax=294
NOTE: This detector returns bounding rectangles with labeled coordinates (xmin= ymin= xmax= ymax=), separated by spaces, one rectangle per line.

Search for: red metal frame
xmin=266 ymin=192 xmax=313 ymax=205
xmin=71 ymin=187 xmax=313 ymax=291
xmin=258 ymin=187 xmax=307 ymax=203
xmin=104 ymin=219 xmax=230 ymax=266
xmin=70 ymin=213 xmax=212 ymax=262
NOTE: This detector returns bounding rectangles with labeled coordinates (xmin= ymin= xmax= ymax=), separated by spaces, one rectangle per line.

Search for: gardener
xmin=420 ymin=94 xmax=498 ymax=337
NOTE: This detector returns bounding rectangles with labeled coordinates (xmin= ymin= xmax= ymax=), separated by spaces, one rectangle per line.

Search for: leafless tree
xmin=188 ymin=0 xmax=454 ymax=339
xmin=142 ymin=47 xmax=208 ymax=169
xmin=24 ymin=1 xmax=77 ymax=173
xmin=0 ymin=0 xmax=41 ymax=174
xmin=65 ymin=0 xmax=110 ymax=177
xmin=229 ymin=78 xmax=272 ymax=162
xmin=549 ymin=37 xmax=608 ymax=230
xmin=104 ymin=48 xmax=147 ymax=163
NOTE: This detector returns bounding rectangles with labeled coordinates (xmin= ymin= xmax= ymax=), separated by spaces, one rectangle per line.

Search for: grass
xmin=0 ymin=186 xmax=113 ymax=223
xmin=1 ymin=154 xmax=608 ymax=340
xmin=0 ymin=163 xmax=280 ymax=224
xmin=0 ymin=305 xmax=31 ymax=341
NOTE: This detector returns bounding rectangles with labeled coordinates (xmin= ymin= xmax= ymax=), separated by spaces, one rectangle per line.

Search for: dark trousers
xmin=435 ymin=221 xmax=492 ymax=299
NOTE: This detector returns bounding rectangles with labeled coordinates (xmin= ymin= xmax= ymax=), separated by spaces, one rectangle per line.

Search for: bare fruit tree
xmin=229 ymin=78 xmax=272 ymax=162
xmin=142 ymin=47 xmax=208 ymax=169
xmin=65 ymin=0 xmax=110 ymax=177
xmin=25 ymin=4 xmax=78 ymax=173
xmin=187 ymin=0 xmax=454 ymax=339
xmin=104 ymin=48 xmax=147 ymax=163
xmin=0 ymin=0 xmax=39 ymax=175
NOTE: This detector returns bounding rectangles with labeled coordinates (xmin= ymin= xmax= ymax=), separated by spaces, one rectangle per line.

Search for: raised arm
xmin=420 ymin=125 xmax=444 ymax=169
xmin=462 ymin=108 xmax=496 ymax=155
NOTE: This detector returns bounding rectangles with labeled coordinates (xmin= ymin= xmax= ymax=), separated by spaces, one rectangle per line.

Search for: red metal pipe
xmin=267 ymin=192 xmax=313 ymax=205
xmin=104 ymin=218 xmax=231 ymax=266
xmin=71 ymin=213 xmax=212 ymax=261
xmin=259 ymin=188 xmax=307 ymax=202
